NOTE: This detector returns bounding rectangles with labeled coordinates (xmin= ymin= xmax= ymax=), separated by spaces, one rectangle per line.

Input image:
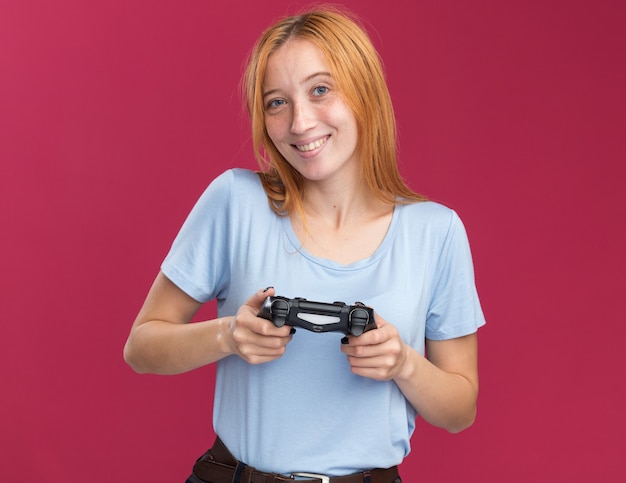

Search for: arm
xmin=341 ymin=315 xmax=479 ymax=433
xmin=123 ymin=272 xmax=293 ymax=375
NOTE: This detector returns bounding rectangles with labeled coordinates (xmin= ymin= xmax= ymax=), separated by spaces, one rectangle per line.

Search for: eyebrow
xmin=262 ymin=71 xmax=332 ymax=99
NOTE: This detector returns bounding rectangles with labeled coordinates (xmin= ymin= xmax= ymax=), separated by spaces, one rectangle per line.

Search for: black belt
xmin=192 ymin=437 xmax=400 ymax=483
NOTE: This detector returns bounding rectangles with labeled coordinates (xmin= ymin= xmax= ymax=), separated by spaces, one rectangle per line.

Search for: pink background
xmin=1 ymin=0 xmax=624 ymax=481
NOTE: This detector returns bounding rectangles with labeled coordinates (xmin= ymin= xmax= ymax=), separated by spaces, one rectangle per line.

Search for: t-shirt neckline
xmin=280 ymin=204 xmax=402 ymax=271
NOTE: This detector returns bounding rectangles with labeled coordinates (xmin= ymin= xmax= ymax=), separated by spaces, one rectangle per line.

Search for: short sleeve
xmin=160 ymin=170 xmax=235 ymax=302
xmin=425 ymin=211 xmax=486 ymax=340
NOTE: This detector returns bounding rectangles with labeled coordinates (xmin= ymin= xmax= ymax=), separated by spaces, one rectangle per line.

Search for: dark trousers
xmin=186 ymin=474 xmax=402 ymax=483
xmin=185 ymin=437 xmax=402 ymax=483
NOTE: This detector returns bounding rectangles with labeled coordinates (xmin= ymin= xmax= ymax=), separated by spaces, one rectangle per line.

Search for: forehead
xmin=263 ymin=38 xmax=330 ymax=88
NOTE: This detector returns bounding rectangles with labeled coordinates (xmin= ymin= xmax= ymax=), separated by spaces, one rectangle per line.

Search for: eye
xmin=266 ymin=98 xmax=286 ymax=110
xmin=312 ymin=85 xmax=329 ymax=97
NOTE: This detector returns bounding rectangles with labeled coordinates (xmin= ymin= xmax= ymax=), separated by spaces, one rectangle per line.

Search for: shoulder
xmin=207 ymin=168 xmax=262 ymax=191
xmin=401 ymin=200 xmax=461 ymax=232
xmin=178 ymin=169 xmax=267 ymax=227
xmin=229 ymin=168 xmax=263 ymax=185
xmin=197 ymin=169 xmax=264 ymax=205
xmin=397 ymin=201 xmax=473 ymax=256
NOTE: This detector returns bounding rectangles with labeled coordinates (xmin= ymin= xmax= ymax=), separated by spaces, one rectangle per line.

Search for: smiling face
xmin=262 ymin=39 xmax=360 ymax=185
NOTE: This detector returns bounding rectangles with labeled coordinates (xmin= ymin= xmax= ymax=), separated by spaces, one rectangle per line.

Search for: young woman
xmin=124 ymin=8 xmax=485 ymax=483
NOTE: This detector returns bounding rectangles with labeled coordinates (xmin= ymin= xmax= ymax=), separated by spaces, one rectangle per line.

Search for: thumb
xmin=244 ymin=286 xmax=275 ymax=312
xmin=373 ymin=310 xmax=385 ymax=328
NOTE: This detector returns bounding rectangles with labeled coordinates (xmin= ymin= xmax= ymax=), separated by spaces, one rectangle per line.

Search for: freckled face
xmin=262 ymin=39 xmax=359 ymax=184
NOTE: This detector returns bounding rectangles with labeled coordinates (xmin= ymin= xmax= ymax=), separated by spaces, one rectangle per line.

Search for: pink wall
xmin=1 ymin=0 xmax=624 ymax=481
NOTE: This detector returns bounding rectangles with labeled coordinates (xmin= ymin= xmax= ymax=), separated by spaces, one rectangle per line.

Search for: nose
xmin=290 ymin=101 xmax=315 ymax=134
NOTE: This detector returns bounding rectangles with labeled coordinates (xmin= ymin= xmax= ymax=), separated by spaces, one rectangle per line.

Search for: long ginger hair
xmin=243 ymin=7 xmax=426 ymax=216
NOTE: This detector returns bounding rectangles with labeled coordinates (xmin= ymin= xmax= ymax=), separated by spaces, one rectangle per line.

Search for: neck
xmin=289 ymin=179 xmax=395 ymax=266
xmin=303 ymin=180 xmax=359 ymax=223
xmin=300 ymin=179 xmax=390 ymax=230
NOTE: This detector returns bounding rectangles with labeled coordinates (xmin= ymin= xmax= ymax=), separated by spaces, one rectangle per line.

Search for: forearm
xmin=123 ymin=317 xmax=233 ymax=375
xmin=394 ymin=345 xmax=478 ymax=433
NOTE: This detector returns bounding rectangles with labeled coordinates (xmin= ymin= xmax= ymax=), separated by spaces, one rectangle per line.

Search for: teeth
xmin=296 ymin=137 xmax=327 ymax=152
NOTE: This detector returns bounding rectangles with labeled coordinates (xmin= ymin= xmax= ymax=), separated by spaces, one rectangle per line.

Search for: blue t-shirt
xmin=162 ymin=169 xmax=485 ymax=476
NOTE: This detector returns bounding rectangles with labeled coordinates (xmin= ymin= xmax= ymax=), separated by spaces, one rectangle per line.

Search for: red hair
xmin=243 ymin=7 xmax=425 ymax=216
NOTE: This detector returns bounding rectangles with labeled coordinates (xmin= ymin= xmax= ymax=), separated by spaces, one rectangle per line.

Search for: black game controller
xmin=257 ymin=296 xmax=377 ymax=336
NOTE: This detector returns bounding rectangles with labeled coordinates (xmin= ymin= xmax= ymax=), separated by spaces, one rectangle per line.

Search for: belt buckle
xmin=291 ymin=472 xmax=330 ymax=483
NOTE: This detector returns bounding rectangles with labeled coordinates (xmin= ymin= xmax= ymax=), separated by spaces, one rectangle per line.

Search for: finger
xmin=241 ymin=286 xmax=275 ymax=313
xmin=341 ymin=329 xmax=398 ymax=360
xmin=238 ymin=290 xmax=295 ymax=340
xmin=342 ymin=326 xmax=386 ymax=348
xmin=341 ymin=311 xmax=388 ymax=347
xmin=237 ymin=343 xmax=288 ymax=365
xmin=346 ymin=350 xmax=402 ymax=380
xmin=230 ymin=318 xmax=292 ymax=359
xmin=373 ymin=310 xmax=386 ymax=328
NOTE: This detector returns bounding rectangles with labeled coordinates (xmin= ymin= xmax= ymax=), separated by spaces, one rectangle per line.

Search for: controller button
xmin=271 ymin=299 xmax=290 ymax=327
xmin=349 ymin=308 xmax=370 ymax=336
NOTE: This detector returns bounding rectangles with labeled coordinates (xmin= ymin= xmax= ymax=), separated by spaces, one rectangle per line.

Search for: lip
xmin=292 ymin=135 xmax=330 ymax=157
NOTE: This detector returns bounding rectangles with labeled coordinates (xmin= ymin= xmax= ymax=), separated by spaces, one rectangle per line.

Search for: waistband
xmin=191 ymin=437 xmax=400 ymax=483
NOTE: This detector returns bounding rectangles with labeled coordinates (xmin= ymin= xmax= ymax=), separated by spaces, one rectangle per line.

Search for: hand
xmin=226 ymin=287 xmax=294 ymax=364
xmin=340 ymin=312 xmax=409 ymax=381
